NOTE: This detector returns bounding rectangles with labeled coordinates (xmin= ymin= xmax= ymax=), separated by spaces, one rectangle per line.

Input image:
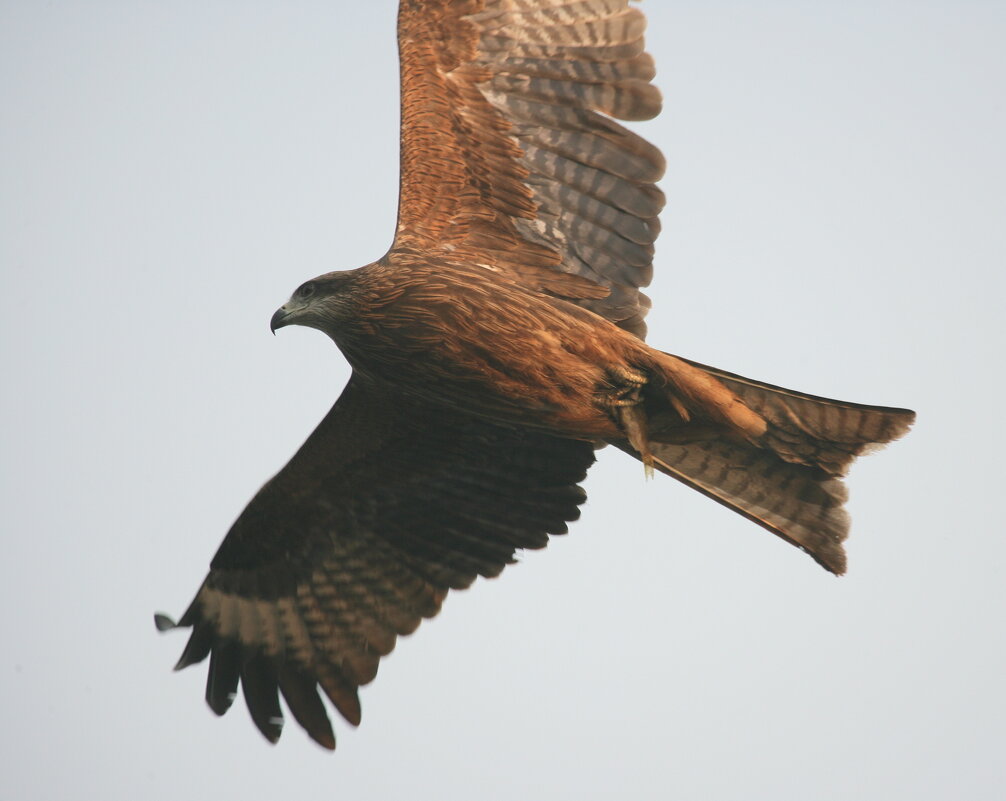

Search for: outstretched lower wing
xmin=393 ymin=0 xmax=665 ymax=336
xmin=158 ymin=375 xmax=595 ymax=749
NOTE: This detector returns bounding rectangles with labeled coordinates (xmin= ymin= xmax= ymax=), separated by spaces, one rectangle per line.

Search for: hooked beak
xmin=270 ymin=306 xmax=292 ymax=334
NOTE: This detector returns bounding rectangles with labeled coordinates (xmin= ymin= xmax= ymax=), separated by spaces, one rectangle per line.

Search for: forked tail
xmin=613 ymin=356 xmax=915 ymax=574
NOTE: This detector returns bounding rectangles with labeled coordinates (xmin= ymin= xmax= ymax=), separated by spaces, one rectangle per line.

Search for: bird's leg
xmin=599 ymin=367 xmax=655 ymax=478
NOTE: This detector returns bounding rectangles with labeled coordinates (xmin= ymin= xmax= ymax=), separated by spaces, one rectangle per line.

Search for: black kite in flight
xmin=157 ymin=0 xmax=914 ymax=750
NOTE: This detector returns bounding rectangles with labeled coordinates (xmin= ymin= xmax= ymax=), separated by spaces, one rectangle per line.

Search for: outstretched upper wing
xmin=158 ymin=375 xmax=594 ymax=749
xmin=393 ymin=0 xmax=665 ymax=337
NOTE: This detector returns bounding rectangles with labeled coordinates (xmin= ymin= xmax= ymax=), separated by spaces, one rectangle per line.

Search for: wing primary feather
xmin=205 ymin=641 xmax=241 ymax=716
xmin=153 ymin=612 xmax=177 ymax=632
xmin=314 ymin=663 xmax=362 ymax=727
xmin=277 ymin=665 xmax=335 ymax=750
xmin=173 ymin=621 xmax=214 ymax=670
xmin=240 ymin=653 xmax=284 ymax=744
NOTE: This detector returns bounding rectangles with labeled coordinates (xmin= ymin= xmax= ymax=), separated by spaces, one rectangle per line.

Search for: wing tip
xmin=313 ymin=730 xmax=337 ymax=751
xmin=253 ymin=715 xmax=285 ymax=745
xmin=153 ymin=612 xmax=177 ymax=632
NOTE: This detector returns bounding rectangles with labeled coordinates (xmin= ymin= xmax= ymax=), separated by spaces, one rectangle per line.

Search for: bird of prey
xmin=157 ymin=0 xmax=914 ymax=751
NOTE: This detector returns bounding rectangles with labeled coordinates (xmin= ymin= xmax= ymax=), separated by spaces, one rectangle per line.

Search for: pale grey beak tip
xmin=270 ymin=307 xmax=290 ymax=334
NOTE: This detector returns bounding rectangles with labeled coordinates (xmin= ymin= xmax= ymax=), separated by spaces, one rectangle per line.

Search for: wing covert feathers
xmin=394 ymin=0 xmax=664 ymax=336
xmin=160 ymin=375 xmax=594 ymax=749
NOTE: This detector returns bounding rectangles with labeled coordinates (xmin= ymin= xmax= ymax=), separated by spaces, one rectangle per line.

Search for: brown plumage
xmin=157 ymin=0 xmax=915 ymax=750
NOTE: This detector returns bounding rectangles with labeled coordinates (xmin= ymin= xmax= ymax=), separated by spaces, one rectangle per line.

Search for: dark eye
xmin=296 ymin=282 xmax=316 ymax=300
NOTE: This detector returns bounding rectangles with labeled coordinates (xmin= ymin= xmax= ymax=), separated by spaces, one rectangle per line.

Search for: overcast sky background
xmin=2 ymin=1 xmax=1004 ymax=799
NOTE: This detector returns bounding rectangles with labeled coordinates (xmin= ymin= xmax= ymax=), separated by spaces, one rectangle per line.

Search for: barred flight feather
xmin=395 ymin=0 xmax=663 ymax=336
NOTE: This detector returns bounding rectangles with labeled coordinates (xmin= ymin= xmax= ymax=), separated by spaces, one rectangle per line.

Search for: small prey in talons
xmin=600 ymin=365 xmax=657 ymax=478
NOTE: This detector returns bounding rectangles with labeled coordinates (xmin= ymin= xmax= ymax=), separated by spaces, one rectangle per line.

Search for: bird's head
xmin=270 ymin=271 xmax=358 ymax=336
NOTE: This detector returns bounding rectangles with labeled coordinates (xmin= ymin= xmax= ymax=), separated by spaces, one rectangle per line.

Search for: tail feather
xmin=618 ymin=357 xmax=915 ymax=573
xmin=618 ymin=438 xmax=851 ymax=573
xmin=679 ymin=357 xmax=915 ymax=476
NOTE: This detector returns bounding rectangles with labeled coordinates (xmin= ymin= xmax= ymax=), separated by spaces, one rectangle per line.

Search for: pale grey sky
xmin=2 ymin=2 xmax=1004 ymax=799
